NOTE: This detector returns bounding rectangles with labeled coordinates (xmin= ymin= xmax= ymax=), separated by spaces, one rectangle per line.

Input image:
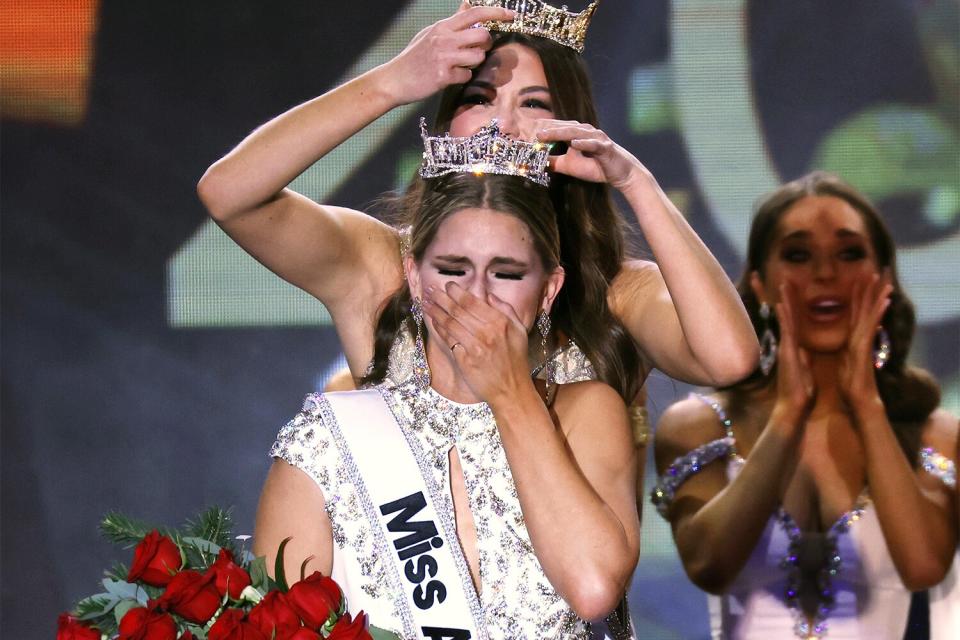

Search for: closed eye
xmin=494 ymin=272 xmax=525 ymax=280
xmin=459 ymin=93 xmax=490 ymax=107
xmin=522 ymin=98 xmax=552 ymax=111
xmin=438 ymin=269 xmax=466 ymax=277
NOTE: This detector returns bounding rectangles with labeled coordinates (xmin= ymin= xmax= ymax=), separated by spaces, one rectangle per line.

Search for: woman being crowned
xmin=253 ymin=121 xmax=641 ymax=638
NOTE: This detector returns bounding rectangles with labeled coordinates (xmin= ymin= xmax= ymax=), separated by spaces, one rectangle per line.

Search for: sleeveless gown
xmin=652 ymin=394 xmax=957 ymax=640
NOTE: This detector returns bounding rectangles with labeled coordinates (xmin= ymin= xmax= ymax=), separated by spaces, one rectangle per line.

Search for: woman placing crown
xmin=199 ymin=0 xmax=756 ymax=632
xmin=197 ymin=0 xmax=757 ymax=393
xmin=254 ymin=144 xmax=642 ymax=635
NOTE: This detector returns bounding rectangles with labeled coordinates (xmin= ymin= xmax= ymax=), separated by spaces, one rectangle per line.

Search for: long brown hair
xmin=730 ymin=171 xmax=939 ymax=457
xmin=362 ymin=172 xmax=640 ymax=401
xmin=390 ymin=33 xmax=639 ymax=399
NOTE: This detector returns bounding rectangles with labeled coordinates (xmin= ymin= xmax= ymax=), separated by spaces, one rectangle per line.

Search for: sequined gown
xmin=651 ymin=394 xmax=958 ymax=640
xmin=376 ymin=326 xmax=638 ymax=639
xmin=271 ymin=380 xmax=591 ymax=639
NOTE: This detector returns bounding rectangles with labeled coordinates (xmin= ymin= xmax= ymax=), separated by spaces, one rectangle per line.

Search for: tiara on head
xmin=418 ymin=117 xmax=551 ymax=187
xmin=467 ymin=0 xmax=598 ymax=53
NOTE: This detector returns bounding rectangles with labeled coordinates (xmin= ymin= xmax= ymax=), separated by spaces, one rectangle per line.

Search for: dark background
xmin=3 ymin=1 xmax=957 ymax=637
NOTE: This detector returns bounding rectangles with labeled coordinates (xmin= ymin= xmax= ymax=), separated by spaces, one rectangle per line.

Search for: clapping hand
xmin=838 ymin=273 xmax=892 ymax=415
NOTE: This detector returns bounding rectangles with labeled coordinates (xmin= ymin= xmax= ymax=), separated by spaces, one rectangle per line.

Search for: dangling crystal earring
xmin=411 ymin=296 xmax=430 ymax=388
xmin=537 ymin=310 xmax=554 ymax=398
xmin=873 ymin=325 xmax=891 ymax=370
xmin=759 ymin=302 xmax=778 ymax=377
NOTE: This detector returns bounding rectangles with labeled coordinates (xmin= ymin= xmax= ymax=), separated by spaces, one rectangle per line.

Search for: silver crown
xmin=468 ymin=0 xmax=598 ymax=54
xmin=418 ymin=118 xmax=551 ymax=186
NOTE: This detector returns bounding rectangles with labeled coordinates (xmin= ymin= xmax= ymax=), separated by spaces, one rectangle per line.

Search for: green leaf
xmin=100 ymin=512 xmax=156 ymax=547
xmin=368 ymin=625 xmax=404 ymax=640
xmin=274 ymin=537 xmax=292 ymax=592
xmin=74 ymin=594 xmax=117 ymax=619
xmin=113 ymin=599 xmax=139 ymax=626
xmin=248 ymin=555 xmax=270 ymax=592
xmin=185 ymin=506 xmax=235 ymax=550
xmin=102 ymin=578 xmax=141 ymax=600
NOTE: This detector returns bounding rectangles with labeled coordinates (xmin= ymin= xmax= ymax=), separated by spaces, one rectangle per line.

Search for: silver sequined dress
xmin=270 ymin=380 xmax=591 ymax=639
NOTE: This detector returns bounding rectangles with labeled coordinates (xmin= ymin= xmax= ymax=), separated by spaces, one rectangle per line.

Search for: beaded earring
xmin=411 ymin=296 xmax=430 ymax=389
xmin=873 ymin=325 xmax=891 ymax=370
xmin=537 ymin=310 xmax=554 ymax=398
xmin=759 ymin=302 xmax=778 ymax=377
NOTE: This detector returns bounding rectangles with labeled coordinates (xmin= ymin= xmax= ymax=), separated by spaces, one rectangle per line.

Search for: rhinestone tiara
xmin=418 ymin=117 xmax=551 ymax=187
xmin=468 ymin=0 xmax=598 ymax=54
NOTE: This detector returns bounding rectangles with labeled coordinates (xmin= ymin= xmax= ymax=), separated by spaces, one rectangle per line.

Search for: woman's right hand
xmin=380 ymin=4 xmax=515 ymax=105
xmin=772 ymin=282 xmax=816 ymax=425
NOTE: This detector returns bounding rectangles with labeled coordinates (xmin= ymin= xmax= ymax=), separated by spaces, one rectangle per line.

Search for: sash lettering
xmin=380 ymin=492 xmax=450 ymax=610
xmin=421 ymin=627 xmax=473 ymax=640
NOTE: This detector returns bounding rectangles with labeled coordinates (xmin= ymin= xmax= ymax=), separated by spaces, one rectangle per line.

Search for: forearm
xmin=490 ymin=386 xmax=636 ymax=617
xmin=856 ymin=400 xmax=956 ymax=588
xmin=674 ymin=409 xmax=800 ymax=592
xmin=198 ymin=64 xmax=401 ymax=220
xmin=620 ymin=170 xmax=758 ymax=384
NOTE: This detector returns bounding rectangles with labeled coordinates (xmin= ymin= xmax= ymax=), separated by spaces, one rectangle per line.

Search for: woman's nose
xmin=494 ymin=104 xmax=520 ymax=137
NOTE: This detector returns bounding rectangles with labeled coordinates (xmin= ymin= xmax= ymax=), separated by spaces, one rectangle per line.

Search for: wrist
xmin=850 ymin=395 xmax=886 ymax=425
xmin=487 ymin=378 xmax=543 ymax=421
xmin=365 ymin=63 xmax=408 ymax=109
xmin=768 ymin=404 xmax=806 ymax=436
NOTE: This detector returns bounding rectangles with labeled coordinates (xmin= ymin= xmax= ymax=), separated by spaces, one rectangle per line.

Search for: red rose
xmin=117 ymin=607 xmax=178 ymax=640
xmin=206 ymin=549 xmax=252 ymax=600
xmin=178 ymin=632 xmax=196 ymax=640
xmin=327 ymin=611 xmax=371 ymax=640
xmin=287 ymin=629 xmax=321 ymax=640
xmin=286 ymin=572 xmax=342 ymax=629
xmin=56 ymin=613 xmax=101 ymax=640
xmin=207 ymin=608 xmax=268 ymax=640
xmin=152 ymin=569 xmax=222 ymax=624
xmin=127 ymin=530 xmax=183 ymax=587
xmin=247 ymin=590 xmax=301 ymax=639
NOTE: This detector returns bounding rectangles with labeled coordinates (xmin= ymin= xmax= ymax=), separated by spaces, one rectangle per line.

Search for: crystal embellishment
xmin=419 ymin=117 xmax=551 ymax=186
xmin=468 ymin=0 xmax=598 ymax=53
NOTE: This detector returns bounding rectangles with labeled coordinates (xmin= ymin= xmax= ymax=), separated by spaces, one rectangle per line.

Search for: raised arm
xmin=653 ymin=285 xmax=813 ymax=594
xmin=537 ymin=121 xmax=759 ymax=386
xmin=196 ymin=6 xmax=513 ymax=373
xmin=840 ymin=275 xmax=958 ymax=588
xmin=425 ymin=283 xmax=640 ymax=620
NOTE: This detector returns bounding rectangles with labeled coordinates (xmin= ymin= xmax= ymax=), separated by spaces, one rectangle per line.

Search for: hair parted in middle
xmin=363 ymin=171 xmax=640 ymax=403
xmin=385 ymin=32 xmax=640 ymax=400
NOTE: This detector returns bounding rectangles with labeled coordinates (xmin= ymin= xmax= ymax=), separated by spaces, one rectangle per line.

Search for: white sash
xmin=325 ymin=389 xmax=484 ymax=640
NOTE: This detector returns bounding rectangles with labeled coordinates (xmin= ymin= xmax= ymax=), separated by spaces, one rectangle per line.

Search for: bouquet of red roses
xmin=57 ymin=507 xmax=392 ymax=640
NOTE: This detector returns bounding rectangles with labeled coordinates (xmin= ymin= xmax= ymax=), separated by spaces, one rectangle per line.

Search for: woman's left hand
xmin=423 ymin=282 xmax=535 ymax=404
xmin=839 ymin=272 xmax=893 ymax=414
xmin=534 ymin=119 xmax=648 ymax=192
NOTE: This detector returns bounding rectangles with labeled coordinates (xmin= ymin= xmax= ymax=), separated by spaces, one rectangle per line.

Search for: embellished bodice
xmin=270 ymin=381 xmax=590 ymax=639
xmin=379 ymin=324 xmax=597 ymax=388
xmin=651 ymin=394 xmax=957 ymax=640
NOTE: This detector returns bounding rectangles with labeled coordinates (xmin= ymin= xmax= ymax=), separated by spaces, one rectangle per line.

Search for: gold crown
xmin=468 ymin=0 xmax=598 ymax=53
xmin=418 ymin=117 xmax=551 ymax=186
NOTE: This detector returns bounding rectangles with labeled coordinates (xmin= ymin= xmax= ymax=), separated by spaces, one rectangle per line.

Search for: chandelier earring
xmin=758 ymin=301 xmax=778 ymax=377
xmin=537 ymin=310 xmax=554 ymax=398
xmin=873 ymin=325 xmax=891 ymax=370
xmin=410 ymin=296 xmax=431 ymax=389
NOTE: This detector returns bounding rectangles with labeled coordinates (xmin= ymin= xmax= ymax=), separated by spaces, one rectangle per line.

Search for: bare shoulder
xmin=553 ymin=381 xmax=631 ymax=444
xmin=920 ymin=408 xmax=960 ymax=458
xmin=653 ymin=394 xmax=727 ymax=472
